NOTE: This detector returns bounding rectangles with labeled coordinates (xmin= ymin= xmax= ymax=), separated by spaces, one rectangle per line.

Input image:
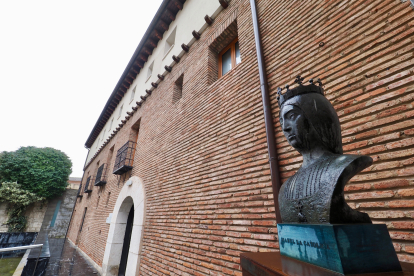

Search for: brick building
xmin=67 ymin=0 xmax=414 ymax=275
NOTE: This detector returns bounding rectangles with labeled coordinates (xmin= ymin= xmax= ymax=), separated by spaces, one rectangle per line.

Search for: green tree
xmin=0 ymin=146 xmax=72 ymax=199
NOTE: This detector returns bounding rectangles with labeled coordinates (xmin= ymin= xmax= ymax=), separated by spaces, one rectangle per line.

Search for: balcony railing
xmin=84 ymin=176 xmax=94 ymax=193
xmin=95 ymin=163 xmax=108 ymax=186
xmin=113 ymin=141 xmax=137 ymax=175
xmin=76 ymin=183 xmax=83 ymax=198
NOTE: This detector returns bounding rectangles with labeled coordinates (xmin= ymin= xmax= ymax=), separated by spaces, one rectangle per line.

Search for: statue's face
xmin=279 ymin=94 xmax=343 ymax=155
xmin=280 ymin=104 xmax=308 ymax=150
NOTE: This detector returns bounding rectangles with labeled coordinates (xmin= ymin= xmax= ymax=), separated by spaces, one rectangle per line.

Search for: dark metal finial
xmin=285 ymin=84 xmax=290 ymax=90
xmin=309 ymin=79 xmax=314 ymax=84
xmin=316 ymin=78 xmax=322 ymax=86
xmin=277 ymin=87 xmax=282 ymax=101
xmin=277 ymin=87 xmax=282 ymax=95
xmin=294 ymin=75 xmax=304 ymax=85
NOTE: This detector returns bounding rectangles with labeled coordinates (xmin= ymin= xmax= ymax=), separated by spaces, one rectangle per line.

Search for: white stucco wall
xmin=86 ymin=0 xmax=222 ymax=164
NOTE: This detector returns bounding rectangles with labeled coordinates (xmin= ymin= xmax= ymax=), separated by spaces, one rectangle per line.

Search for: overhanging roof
xmin=85 ymin=0 xmax=185 ymax=149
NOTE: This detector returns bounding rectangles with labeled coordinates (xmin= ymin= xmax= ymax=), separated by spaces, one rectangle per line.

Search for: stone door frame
xmin=102 ymin=176 xmax=145 ymax=276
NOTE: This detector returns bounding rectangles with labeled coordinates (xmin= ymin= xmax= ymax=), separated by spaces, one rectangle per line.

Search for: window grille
xmin=95 ymin=163 xmax=108 ymax=186
xmin=113 ymin=141 xmax=137 ymax=175
xmin=76 ymin=183 xmax=83 ymax=198
xmin=84 ymin=176 xmax=94 ymax=193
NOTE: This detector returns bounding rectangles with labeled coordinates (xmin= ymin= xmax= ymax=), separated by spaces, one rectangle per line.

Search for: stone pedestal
xmin=277 ymin=223 xmax=401 ymax=274
xmin=240 ymin=252 xmax=414 ymax=276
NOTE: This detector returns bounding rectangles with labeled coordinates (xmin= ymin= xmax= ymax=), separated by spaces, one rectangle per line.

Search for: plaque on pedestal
xmin=278 ymin=223 xmax=402 ymax=274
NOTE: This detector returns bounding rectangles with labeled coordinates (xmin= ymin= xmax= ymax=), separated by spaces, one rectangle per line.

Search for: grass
xmin=0 ymin=257 xmax=23 ymax=276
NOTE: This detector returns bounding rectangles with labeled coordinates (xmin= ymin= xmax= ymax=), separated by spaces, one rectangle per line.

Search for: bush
xmin=0 ymin=147 xmax=72 ymax=199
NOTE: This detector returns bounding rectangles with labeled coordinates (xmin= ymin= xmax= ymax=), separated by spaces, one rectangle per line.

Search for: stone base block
xmin=278 ymin=223 xmax=402 ymax=275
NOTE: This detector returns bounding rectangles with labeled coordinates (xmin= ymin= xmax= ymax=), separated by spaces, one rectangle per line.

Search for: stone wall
xmin=0 ymin=202 xmax=9 ymax=232
xmin=68 ymin=0 xmax=414 ymax=275
xmin=0 ymin=177 xmax=80 ymax=233
xmin=0 ymin=202 xmax=47 ymax=233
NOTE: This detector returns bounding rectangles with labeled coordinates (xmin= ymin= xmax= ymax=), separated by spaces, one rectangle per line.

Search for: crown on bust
xmin=277 ymin=76 xmax=324 ymax=107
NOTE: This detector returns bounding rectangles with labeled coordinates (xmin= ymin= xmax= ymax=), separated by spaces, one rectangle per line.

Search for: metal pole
xmin=32 ymin=245 xmax=43 ymax=276
xmin=249 ymin=0 xmax=282 ymax=223
xmin=0 ymin=244 xmax=43 ymax=252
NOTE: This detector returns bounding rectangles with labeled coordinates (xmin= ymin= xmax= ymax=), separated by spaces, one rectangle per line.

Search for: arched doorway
xmin=102 ymin=176 xmax=145 ymax=276
xmin=118 ymin=205 xmax=134 ymax=276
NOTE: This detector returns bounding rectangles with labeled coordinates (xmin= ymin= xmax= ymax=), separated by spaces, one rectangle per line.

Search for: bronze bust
xmin=277 ymin=77 xmax=372 ymax=224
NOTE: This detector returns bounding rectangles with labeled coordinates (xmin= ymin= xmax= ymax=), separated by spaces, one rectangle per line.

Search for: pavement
xmin=56 ymin=238 xmax=100 ymax=276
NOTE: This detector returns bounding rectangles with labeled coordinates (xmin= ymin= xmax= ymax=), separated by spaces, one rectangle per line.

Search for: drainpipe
xmin=249 ymin=0 xmax=282 ymax=223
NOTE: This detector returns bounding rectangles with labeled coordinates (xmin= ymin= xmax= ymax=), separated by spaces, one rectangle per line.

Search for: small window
xmin=106 ymin=192 xmax=111 ymax=207
xmin=109 ymin=118 xmax=114 ymax=131
xmin=218 ymin=38 xmax=241 ymax=78
xmin=130 ymin=86 xmax=136 ymax=103
xmin=164 ymin=27 xmax=176 ymax=56
xmin=80 ymin=207 xmax=87 ymax=232
xmin=118 ymin=104 xmax=123 ymax=119
xmin=147 ymin=61 xmax=154 ymax=80
xmin=173 ymin=74 xmax=183 ymax=104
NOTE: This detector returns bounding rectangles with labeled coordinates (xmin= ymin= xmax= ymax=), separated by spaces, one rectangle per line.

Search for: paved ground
xmin=56 ymin=239 xmax=100 ymax=276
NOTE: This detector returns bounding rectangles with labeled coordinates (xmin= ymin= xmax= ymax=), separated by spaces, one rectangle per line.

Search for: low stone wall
xmin=0 ymin=202 xmax=48 ymax=233
xmin=0 ymin=178 xmax=80 ymax=233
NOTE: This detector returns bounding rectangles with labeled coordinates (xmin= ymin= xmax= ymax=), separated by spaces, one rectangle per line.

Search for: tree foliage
xmin=0 ymin=182 xmax=44 ymax=206
xmin=0 ymin=146 xmax=72 ymax=199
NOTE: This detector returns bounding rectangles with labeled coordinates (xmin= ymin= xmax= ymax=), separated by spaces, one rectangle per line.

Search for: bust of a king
xmin=277 ymin=76 xmax=372 ymax=224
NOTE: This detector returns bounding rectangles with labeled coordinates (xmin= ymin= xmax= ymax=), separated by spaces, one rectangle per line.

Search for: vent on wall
xmin=118 ymin=104 xmax=123 ymax=119
xmin=147 ymin=61 xmax=154 ymax=80
xmin=173 ymin=74 xmax=183 ymax=104
xmin=164 ymin=27 xmax=177 ymax=56
xmin=109 ymin=117 xmax=114 ymax=132
xmin=130 ymin=86 xmax=136 ymax=103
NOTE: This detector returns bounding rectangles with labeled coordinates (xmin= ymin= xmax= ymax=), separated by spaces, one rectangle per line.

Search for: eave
xmin=84 ymin=0 xmax=186 ymax=149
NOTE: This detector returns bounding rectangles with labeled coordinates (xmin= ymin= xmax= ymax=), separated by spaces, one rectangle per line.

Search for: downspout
xmin=249 ymin=0 xmax=282 ymax=223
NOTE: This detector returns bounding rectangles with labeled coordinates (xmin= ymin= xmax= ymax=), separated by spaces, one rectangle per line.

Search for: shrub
xmin=0 ymin=146 xmax=72 ymax=199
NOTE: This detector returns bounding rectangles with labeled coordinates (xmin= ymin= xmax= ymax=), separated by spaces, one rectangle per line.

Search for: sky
xmin=0 ymin=0 xmax=163 ymax=177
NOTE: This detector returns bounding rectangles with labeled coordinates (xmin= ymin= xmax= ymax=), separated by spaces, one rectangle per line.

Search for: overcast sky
xmin=0 ymin=0 xmax=163 ymax=177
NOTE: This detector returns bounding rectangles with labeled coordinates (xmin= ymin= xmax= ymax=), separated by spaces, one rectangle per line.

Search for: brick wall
xmin=68 ymin=0 xmax=414 ymax=274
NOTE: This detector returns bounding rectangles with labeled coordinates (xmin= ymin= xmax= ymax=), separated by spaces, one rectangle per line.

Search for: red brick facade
xmin=68 ymin=0 xmax=414 ymax=274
